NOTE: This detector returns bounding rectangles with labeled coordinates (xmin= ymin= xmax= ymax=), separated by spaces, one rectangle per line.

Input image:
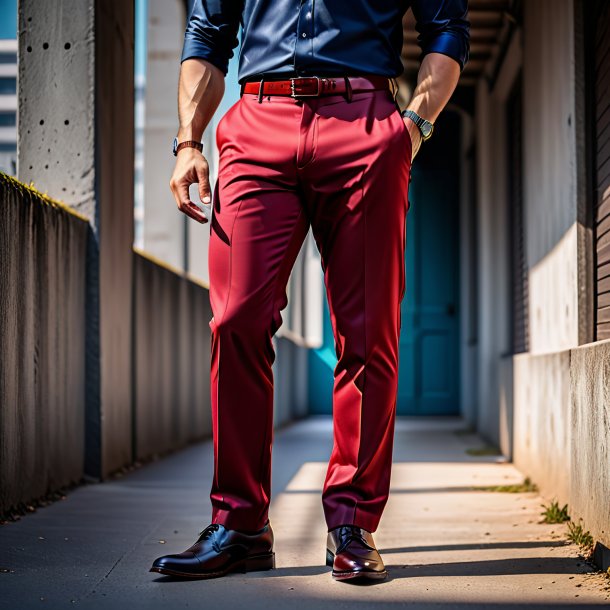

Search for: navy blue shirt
xmin=181 ymin=1 xmax=470 ymax=84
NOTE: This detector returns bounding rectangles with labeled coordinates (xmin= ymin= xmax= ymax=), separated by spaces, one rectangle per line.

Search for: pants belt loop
xmin=390 ymin=77 xmax=398 ymax=100
xmin=257 ymin=78 xmax=265 ymax=103
xmin=343 ymin=76 xmax=352 ymax=103
xmin=390 ymin=77 xmax=401 ymax=112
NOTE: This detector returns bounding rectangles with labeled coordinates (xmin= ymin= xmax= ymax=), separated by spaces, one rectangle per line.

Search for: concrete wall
xmin=513 ymin=351 xmax=572 ymax=505
xmin=18 ymin=0 xmax=135 ymax=479
xmin=512 ymin=342 xmax=610 ymax=556
xmin=522 ymin=0 xmax=581 ymax=353
xmin=0 ymin=174 xmax=88 ymax=514
xmin=570 ymin=341 xmax=610 ymax=552
xmin=475 ymin=0 xmax=585 ymax=455
xmin=0 ymin=175 xmax=217 ymax=513
xmin=498 ymin=0 xmax=609 ymax=560
xmin=133 ymin=251 xmax=212 ymax=460
xmin=473 ymin=29 xmax=525 ymax=452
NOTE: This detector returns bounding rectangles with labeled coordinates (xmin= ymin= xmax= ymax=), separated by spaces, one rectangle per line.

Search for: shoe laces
xmin=335 ymin=525 xmax=372 ymax=553
xmin=197 ymin=523 xmax=220 ymax=541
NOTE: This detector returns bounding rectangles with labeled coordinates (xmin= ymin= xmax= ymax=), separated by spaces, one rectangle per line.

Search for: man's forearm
xmin=403 ymin=52 xmax=461 ymax=158
xmin=169 ymin=58 xmax=226 ymax=224
xmin=177 ymin=58 xmax=226 ymax=142
xmin=407 ymin=52 xmax=461 ymax=122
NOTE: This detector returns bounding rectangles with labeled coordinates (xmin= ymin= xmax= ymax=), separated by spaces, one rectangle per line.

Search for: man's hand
xmin=171 ymin=58 xmax=225 ymax=224
xmin=170 ymin=147 xmax=211 ymax=224
xmin=403 ymin=117 xmax=423 ymax=162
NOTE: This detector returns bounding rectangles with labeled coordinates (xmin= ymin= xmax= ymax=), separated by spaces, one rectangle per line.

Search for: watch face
xmin=421 ymin=122 xmax=433 ymax=138
xmin=172 ymin=137 xmax=178 ymax=156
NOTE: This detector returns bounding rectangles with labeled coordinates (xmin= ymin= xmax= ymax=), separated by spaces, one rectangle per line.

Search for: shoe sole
xmin=149 ymin=552 xmax=275 ymax=579
xmin=325 ymin=549 xmax=387 ymax=581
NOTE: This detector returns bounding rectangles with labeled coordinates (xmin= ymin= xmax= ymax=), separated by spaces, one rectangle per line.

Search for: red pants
xmin=208 ymin=86 xmax=412 ymax=533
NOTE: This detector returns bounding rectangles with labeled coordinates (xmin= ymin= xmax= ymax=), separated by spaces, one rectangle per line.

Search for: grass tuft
xmin=541 ymin=500 xmax=570 ymax=524
xmin=471 ymin=477 xmax=539 ymax=493
xmin=567 ymin=520 xmax=594 ymax=552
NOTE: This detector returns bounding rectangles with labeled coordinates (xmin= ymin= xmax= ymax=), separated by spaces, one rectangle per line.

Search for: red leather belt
xmin=241 ymin=75 xmax=392 ymax=99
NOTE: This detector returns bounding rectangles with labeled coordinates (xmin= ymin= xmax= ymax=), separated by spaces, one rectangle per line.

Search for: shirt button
xmin=301 ymin=32 xmax=307 ymax=38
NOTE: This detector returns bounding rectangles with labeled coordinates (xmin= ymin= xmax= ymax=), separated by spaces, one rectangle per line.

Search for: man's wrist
xmin=400 ymin=109 xmax=434 ymax=141
xmin=173 ymin=137 xmax=203 ymax=157
xmin=404 ymin=117 xmax=422 ymax=140
xmin=402 ymin=116 xmax=422 ymax=161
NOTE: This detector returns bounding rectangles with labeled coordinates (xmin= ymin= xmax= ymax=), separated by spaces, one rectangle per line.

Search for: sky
xmin=0 ymin=0 xmax=17 ymax=39
xmin=135 ymin=0 xmax=147 ymax=78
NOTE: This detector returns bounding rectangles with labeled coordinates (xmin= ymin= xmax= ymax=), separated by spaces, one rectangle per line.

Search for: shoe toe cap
xmin=333 ymin=548 xmax=386 ymax=575
xmin=151 ymin=552 xmax=197 ymax=571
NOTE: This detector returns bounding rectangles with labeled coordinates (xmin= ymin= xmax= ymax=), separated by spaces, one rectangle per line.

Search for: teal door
xmin=309 ymin=112 xmax=461 ymax=416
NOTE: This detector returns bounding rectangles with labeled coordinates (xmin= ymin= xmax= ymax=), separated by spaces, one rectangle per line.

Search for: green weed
xmin=471 ymin=477 xmax=539 ymax=493
xmin=567 ymin=521 xmax=594 ymax=551
xmin=540 ymin=500 xmax=570 ymax=524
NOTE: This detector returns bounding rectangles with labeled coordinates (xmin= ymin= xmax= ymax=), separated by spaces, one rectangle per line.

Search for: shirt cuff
xmin=420 ymin=31 xmax=469 ymax=72
xmin=181 ymin=41 xmax=230 ymax=76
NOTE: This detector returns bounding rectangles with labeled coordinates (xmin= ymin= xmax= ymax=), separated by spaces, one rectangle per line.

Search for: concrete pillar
xmin=475 ymin=78 xmax=512 ymax=447
xmin=474 ymin=31 xmax=522 ymax=452
xmin=18 ymin=0 xmax=135 ymax=478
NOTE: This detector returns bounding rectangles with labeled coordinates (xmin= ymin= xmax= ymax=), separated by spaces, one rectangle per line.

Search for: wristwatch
xmin=401 ymin=109 xmax=434 ymax=141
xmin=172 ymin=137 xmax=203 ymax=156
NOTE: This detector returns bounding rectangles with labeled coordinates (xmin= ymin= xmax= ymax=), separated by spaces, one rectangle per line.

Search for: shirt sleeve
xmin=411 ymin=0 xmax=470 ymax=71
xmin=180 ymin=0 xmax=244 ymax=76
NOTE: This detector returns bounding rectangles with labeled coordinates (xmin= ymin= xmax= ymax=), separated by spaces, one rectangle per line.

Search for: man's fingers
xmin=176 ymin=181 xmax=191 ymax=210
xmin=183 ymin=202 xmax=208 ymax=224
xmin=196 ymin=164 xmax=211 ymax=204
xmin=168 ymin=153 xmax=211 ymax=224
xmin=174 ymin=180 xmax=207 ymax=223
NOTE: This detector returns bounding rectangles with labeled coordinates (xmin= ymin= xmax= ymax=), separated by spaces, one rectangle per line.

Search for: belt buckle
xmin=290 ymin=76 xmax=321 ymax=98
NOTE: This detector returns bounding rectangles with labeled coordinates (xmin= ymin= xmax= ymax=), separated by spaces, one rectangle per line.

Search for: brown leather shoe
xmin=150 ymin=521 xmax=275 ymax=579
xmin=326 ymin=525 xmax=387 ymax=581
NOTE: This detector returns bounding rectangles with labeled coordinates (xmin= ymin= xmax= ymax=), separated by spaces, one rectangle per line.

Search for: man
xmin=151 ymin=0 xmax=469 ymax=582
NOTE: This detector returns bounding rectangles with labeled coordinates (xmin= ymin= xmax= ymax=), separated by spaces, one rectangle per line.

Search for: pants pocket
xmin=392 ymin=108 xmax=413 ymax=162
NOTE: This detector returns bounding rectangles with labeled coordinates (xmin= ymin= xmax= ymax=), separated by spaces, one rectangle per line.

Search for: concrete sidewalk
xmin=0 ymin=417 xmax=608 ymax=609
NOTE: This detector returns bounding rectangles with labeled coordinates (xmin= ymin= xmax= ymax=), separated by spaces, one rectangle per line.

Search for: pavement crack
xmin=82 ymin=521 xmax=160 ymax=601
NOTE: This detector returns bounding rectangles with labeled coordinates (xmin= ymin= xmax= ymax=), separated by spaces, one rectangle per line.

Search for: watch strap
xmin=401 ymin=109 xmax=434 ymax=140
xmin=174 ymin=140 xmax=203 ymax=156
